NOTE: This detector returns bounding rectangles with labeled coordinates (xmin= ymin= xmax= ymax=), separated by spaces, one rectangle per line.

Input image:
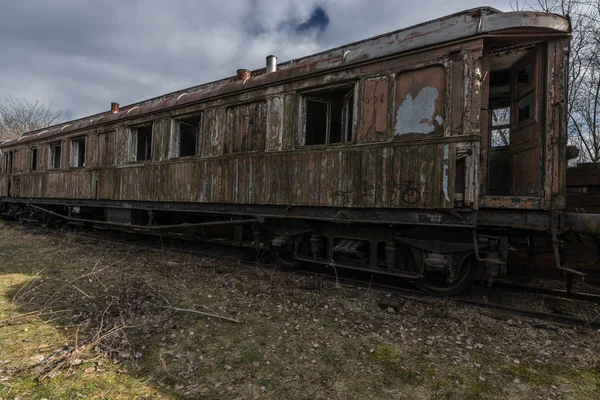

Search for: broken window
xmin=304 ymin=85 xmax=355 ymax=145
xmin=31 ymin=148 xmax=38 ymax=171
xmin=131 ymin=125 xmax=153 ymax=162
xmin=49 ymin=142 xmax=62 ymax=169
xmin=490 ymin=106 xmax=510 ymax=147
xmin=70 ymin=136 xmax=86 ymax=167
xmin=513 ymin=57 xmax=536 ymax=125
xmin=171 ymin=114 xmax=202 ymax=158
xmin=516 ymin=92 xmax=535 ymax=124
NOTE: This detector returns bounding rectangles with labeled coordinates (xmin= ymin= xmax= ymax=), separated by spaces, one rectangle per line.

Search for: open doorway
xmin=486 ymin=43 xmax=542 ymax=197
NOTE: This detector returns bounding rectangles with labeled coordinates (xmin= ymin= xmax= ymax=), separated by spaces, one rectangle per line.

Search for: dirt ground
xmin=0 ymin=225 xmax=599 ymax=400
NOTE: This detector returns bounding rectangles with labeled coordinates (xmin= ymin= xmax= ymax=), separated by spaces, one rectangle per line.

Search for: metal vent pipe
xmin=266 ymin=55 xmax=277 ymax=73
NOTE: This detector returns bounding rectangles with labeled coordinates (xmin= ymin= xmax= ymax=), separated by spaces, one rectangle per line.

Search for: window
xmin=5 ymin=151 xmax=14 ymax=174
xmin=130 ymin=125 xmax=153 ymax=162
xmin=516 ymin=92 xmax=535 ymax=124
xmin=31 ymin=148 xmax=38 ymax=171
xmin=70 ymin=136 xmax=86 ymax=167
xmin=490 ymin=106 xmax=510 ymax=147
xmin=304 ymin=85 xmax=354 ymax=145
xmin=513 ymin=61 xmax=536 ymax=125
xmin=171 ymin=115 xmax=202 ymax=158
xmin=49 ymin=142 xmax=62 ymax=169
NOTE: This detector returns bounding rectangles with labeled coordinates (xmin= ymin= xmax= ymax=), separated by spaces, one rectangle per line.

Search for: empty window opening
xmin=304 ymin=85 xmax=354 ymax=145
xmin=31 ymin=148 xmax=38 ymax=171
xmin=486 ymin=44 xmax=540 ymax=197
xmin=49 ymin=142 xmax=62 ymax=169
xmin=175 ymin=115 xmax=202 ymax=157
xmin=70 ymin=136 xmax=86 ymax=167
xmin=133 ymin=125 xmax=153 ymax=161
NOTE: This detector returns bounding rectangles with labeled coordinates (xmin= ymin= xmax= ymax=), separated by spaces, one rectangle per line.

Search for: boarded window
xmin=171 ymin=114 xmax=202 ymax=158
xmin=49 ymin=142 xmax=62 ymax=169
xmin=130 ymin=125 xmax=153 ymax=162
xmin=31 ymin=148 xmax=38 ymax=171
xmin=304 ymin=85 xmax=354 ymax=145
xmin=227 ymin=102 xmax=266 ymax=152
xmin=394 ymin=66 xmax=445 ymax=136
xmin=97 ymin=131 xmax=116 ymax=166
xmin=70 ymin=136 xmax=86 ymax=167
xmin=359 ymin=77 xmax=389 ymax=143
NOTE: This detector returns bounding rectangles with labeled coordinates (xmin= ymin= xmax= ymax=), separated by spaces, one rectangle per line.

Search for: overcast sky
xmin=0 ymin=0 xmax=516 ymax=120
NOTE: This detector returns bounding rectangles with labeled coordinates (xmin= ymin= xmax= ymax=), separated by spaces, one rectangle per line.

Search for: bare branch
xmin=0 ymin=96 xmax=70 ymax=140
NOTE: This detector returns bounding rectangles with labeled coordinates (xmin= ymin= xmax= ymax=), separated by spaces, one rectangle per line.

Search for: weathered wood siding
xmin=1 ymin=38 xmax=487 ymax=210
xmin=12 ymin=141 xmax=455 ymax=209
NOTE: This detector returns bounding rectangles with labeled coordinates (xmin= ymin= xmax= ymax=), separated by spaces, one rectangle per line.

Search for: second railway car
xmin=0 ymin=7 xmax=593 ymax=294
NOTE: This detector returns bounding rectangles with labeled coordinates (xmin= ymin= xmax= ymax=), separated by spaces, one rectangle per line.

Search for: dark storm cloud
xmin=0 ymin=0 xmax=512 ymax=120
xmin=295 ymin=6 xmax=330 ymax=33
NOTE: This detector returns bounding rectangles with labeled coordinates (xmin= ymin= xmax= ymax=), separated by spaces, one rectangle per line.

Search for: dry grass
xmin=0 ymin=224 xmax=599 ymax=399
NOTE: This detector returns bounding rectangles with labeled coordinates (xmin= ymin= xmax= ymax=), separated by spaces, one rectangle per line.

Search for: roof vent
xmin=236 ymin=69 xmax=251 ymax=81
xmin=111 ymin=102 xmax=120 ymax=113
xmin=266 ymin=55 xmax=277 ymax=73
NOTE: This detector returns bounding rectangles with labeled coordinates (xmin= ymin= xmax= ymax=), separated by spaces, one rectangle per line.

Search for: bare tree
xmin=511 ymin=0 xmax=600 ymax=163
xmin=0 ymin=97 xmax=70 ymax=141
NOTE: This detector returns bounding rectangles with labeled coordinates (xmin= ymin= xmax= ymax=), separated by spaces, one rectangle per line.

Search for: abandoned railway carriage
xmin=0 ymin=7 xmax=592 ymax=294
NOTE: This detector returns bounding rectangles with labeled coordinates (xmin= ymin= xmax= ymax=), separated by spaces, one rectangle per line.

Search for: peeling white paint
xmin=442 ymin=144 xmax=450 ymax=202
xmin=394 ymin=86 xmax=442 ymax=135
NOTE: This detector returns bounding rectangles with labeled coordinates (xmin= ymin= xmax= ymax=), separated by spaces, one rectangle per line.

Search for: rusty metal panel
xmin=394 ymin=66 xmax=445 ymax=137
xmin=227 ymin=101 xmax=267 ymax=153
xmin=358 ymin=76 xmax=390 ymax=143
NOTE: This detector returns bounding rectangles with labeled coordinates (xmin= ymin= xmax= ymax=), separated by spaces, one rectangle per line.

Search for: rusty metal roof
xmin=1 ymin=7 xmax=570 ymax=148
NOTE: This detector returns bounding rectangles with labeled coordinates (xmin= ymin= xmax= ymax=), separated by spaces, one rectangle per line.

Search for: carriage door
xmin=508 ymin=47 xmax=542 ymax=196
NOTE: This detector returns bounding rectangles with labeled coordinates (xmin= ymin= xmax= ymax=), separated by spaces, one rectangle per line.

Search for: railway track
xmin=17 ymin=222 xmax=600 ymax=330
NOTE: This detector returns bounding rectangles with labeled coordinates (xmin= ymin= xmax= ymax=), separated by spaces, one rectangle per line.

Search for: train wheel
xmin=414 ymin=256 xmax=477 ymax=296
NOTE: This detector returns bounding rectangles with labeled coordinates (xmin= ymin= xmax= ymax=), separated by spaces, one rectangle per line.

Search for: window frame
xmin=5 ymin=151 xmax=13 ymax=175
xmin=129 ymin=124 xmax=154 ymax=162
xmin=69 ymin=136 xmax=87 ymax=168
xmin=489 ymin=106 xmax=511 ymax=148
xmin=31 ymin=147 xmax=38 ymax=172
xmin=48 ymin=142 xmax=62 ymax=170
xmin=510 ymin=50 xmax=539 ymax=129
xmin=169 ymin=113 xmax=203 ymax=159
xmin=299 ymin=82 xmax=358 ymax=147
